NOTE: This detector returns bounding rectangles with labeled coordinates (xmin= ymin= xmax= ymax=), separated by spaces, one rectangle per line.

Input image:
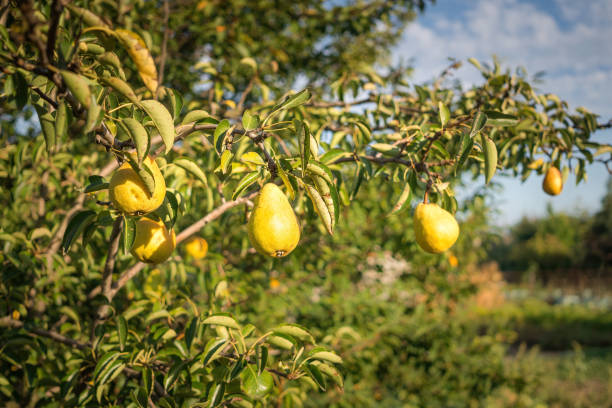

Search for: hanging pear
xmin=413 ymin=202 xmax=459 ymax=253
xmin=542 ymin=166 xmax=563 ymax=196
xmin=247 ymin=183 xmax=300 ymax=257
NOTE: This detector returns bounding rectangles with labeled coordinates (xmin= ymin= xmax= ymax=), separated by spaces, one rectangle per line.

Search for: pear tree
xmin=0 ymin=0 xmax=610 ymax=406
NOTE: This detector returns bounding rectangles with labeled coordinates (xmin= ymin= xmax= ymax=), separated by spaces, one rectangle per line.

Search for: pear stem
xmin=423 ymin=190 xmax=429 ymax=204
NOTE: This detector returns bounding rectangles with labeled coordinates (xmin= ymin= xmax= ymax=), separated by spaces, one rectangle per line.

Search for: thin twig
xmin=32 ymin=87 xmax=59 ymax=109
xmin=236 ymin=76 xmax=256 ymax=113
xmin=155 ymin=0 xmax=170 ymax=99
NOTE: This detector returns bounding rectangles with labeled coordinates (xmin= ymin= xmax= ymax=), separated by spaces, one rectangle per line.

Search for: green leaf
xmin=55 ymin=100 xmax=68 ymax=143
xmin=354 ymin=121 xmax=371 ymax=142
xmin=229 ymin=357 xmax=247 ymax=381
xmin=163 ymin=361 xmax=187 ymax=391
xmin=174 ymin=158 xmax=208 ymax=186
xmin=305 ymin=180 xmax=334 ymax=235
xmin=116 ymin=316 xmax=127 ymax=351
xmin=61 ymin=210 xmax=96 ymax=254
xmin=242 ymin=110 xmax=259 ymax=131
xmin=122 ymin=215 xmax=135 ymax=255
xmin=213 ymin=119 xmax=231 ymax=154
xmin=257 ymin=346 xmax=268 ymax=375
xmin=101 ymin=77 xmax=139 ymax=104
xmin=202 ymin=338 xmax=228 ymax=366
xmin=35 ymin=106 xmax=56 ymax=154
xmin=164 ymin=88 xmax=183 ymax=120
xmin=304 ymin=363 xmax=326 ymax=391
xmin=455 ymin=138 xmax=474 ymax=174
xmin=13 ymin=71 xmax=28 ymax=110
xmin=219 ymin=150 xmax=234 ymax=174
xmin=438 ymin=101 xmax=450 ymax=127
xmin=273 ymin=324 xmax=314 ymax=344
xmin=232 ymin=171 xmax=259 ymax=200
xmin=123 ymin=118 xmax=149 ymax=165
xmin=181 ymin=109 xmax=211 ymax=124
xmin=276 ymin=158 xmax=294 ymax=201
xmin=306 ymin=161 xmax=333 ymax=185
xmin=240 ymin=151 xmax=265 ymax=167
xmin=202 ymin=314 xmax=240 ymax=329
xmin=470 ymin=111 xmax=487 ymax=138
xmin=164 ymin=191 xmax=180 ymax=228
xmin=125 ymin=156 xmax=156 ymax=196
xmin=243 ymin=368 xmax=273 ymax=399
xmin=483 ymin=110 xmax=518 ymax=127
xmin=185 ymin=317 xmax=198 ymax=351
xmin=66 ymin=4 xmax=108 ymax=27
xmin=93 ymin=351 xmax=124 ymax=382
xmin=295 ymin=120 xmax=310 ymax=177
xmin=319 ymin=149 xmax=350 ymax=165
xmin=267 ymin=335 xmax=294 ymax=350
xmin=140 ymin=99 xmax=175 ymax=155
xmin=60 ymin=70 xmax=91 ymax=108
xmin=388 ymin=182 xmax=411 ymax=216
xmin=83 ymin=94 xmax=102 ymax=133
xmin=133 ymin=387 xmax=148 ymax=407
xmin=370 ymin=143 xmax=400 ymax=156
xmin=142 ymin=367 xmax=154 ymax=397
xmin=264 ymin=89 xmax=311 ymax=126
xmin=97 ymin=52 xmax=126 ymax=79
xmin=240 ymin=57 xmax=257 ymax=71
xmin=275 ymin=88 xmax=310 ymax=112
xmin=309 ymin=350 xmax=342 ymax=364
xmin=481 ymin=134 xmax=498 ymax=184
xmin=310 ymin=361 xmax=343 ymax=388
xmin=209 ymin=382 xmax=226 ymax=407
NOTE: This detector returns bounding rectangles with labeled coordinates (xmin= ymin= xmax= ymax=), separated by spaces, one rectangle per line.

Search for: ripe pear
xmin=247 ymin=183 xmax=300 ymax=257
xmin=542 ymin=166 xmax=563 ymax=196
xmin=131 ymin=217 xmax=176 ymax=264
xmin=109 ymin=157 xmax=166 ymax=215
xmin=184 ymin=236 xmax=208 ymax=259
xmin=413 ymin=203 xmax=459 ymax=253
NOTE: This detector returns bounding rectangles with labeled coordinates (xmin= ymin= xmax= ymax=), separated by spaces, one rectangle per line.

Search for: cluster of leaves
xmin=0 ymin=0 xmax=610 ymax=406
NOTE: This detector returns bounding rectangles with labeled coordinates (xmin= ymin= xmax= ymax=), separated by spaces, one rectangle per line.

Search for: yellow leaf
xmin=115 ymin=29 xmax=158 ymax=93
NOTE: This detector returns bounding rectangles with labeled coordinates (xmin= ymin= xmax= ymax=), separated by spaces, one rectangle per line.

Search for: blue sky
xmin=395 ymin=0 xmax=612 ymax=225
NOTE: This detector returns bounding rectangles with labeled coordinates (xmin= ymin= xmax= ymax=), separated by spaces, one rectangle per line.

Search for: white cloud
xmin=396 ymin=0 xmax=612 ymax=116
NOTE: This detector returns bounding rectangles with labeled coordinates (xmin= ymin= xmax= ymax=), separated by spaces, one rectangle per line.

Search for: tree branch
xmin=87 ymin=192 xmax=257 ymax=301
xmin=102 ymin=218 xmax=123 ymax=298
xmin=155 ymin=0 xmax=170 ymax=99
xmin=0 ymin=317 xmax=90 ymax=350
xmin=46 ymin=0 xmax=63 ymax=63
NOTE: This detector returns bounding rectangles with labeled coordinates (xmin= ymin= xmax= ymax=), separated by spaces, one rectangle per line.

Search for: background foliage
xmin=0 ymin=0 xmax=610 ymax=407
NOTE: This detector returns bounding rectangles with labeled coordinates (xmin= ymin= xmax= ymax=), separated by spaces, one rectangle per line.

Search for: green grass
xmin=531 ymin=346 xmax=612 ymax=408
xmin=472 ymin=298 xmax=612 ymax=350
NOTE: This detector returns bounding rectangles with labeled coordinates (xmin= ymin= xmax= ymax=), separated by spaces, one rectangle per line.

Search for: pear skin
xmin=414 ymin=203 xmax=459 ymax=253
xmin=542 ymin=166 xmax=563 ymax=196
xmin=248 ymin=183 xmax=300 ymax=257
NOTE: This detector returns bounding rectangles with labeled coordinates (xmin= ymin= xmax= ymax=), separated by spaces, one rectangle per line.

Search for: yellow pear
xmin=109 ymin=156 xmax=166 ymax=215
xmin=542 ymin=166 xmax=563 ymax=196
xmin=184 ymin=236 xmax=208 ymax=259
xmin=131 ymin=217 xmax=176 ymax=264
xmin=414 ymin=203 xmax=459 ymax=254
xmin=247 ymin=183 xmax=300 ymax=257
